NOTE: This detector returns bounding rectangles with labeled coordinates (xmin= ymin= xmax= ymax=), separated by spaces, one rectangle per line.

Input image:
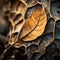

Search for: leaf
xmin=19 ymin=7 xmax=47 ymax=41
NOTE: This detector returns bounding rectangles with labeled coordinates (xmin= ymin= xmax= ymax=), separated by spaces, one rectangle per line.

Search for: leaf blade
xmin=19 ymin=7 xmax=47 ymax=41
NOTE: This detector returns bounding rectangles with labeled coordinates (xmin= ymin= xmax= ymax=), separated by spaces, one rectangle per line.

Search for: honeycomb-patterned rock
xmin=0 ymin=0 xmax=60 ymax=60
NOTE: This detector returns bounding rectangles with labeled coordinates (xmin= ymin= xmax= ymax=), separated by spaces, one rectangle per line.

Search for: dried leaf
xmin=19 ymin=7 xmax=47 ymax=41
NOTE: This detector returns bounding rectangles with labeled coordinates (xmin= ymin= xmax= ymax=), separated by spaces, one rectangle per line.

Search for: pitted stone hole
xmin=54 ymin=55 xmax=60 ymax=60
xmin=16 ymin=0 xmax=26 ymax=10
xmin=26 ymin=0 xmax=33 ymax=4
xmin=55 ymin=20 xmax=60 ymax=39
xmin=16 ymin=1 xmax=22 ymax=10
xmin=17 ymin=46 xmax=25 ymax=54
xmin=15 ymin=54 xmax=28 ymax=60
xmin=31 ymin=52 xmax=40 ymax=60
xmin=50 ymin=1 xmax=60 ymax=18
xmin=10 ymin=13 xmax=16 ymax=19
xmin=57 ymin=5 xmax=60 ymax=14
xmin=27 ymin=44 xmax=38 ymax=53
xmin=38 ymin=0 xmax=49 ymax=4
xmin=38 ymin=55 xmax=47 ymax=60
xmin=54 ymin=39 xmax=60 ymax=48
xmin=48 ymin=18 xmax=55 ymax=23
xmin=56 ymin=20 xmax=60 ymax=28
xmin=38 ymin=0 xmax=44 ymax=2
xmin=11 ymin=32 xmax=18 ymax=37
xmin=13 ymin=14 xmax=22 ymax=21
xmin=46 ymin=42 xmax=57 ymax=55
xmin=40 ymin=33 xmax=53 ymax=43
xmin=26 ymin=0 xmax=37 ymax=4
xmin=25 ymin=4 xmax=42 ymax=19
xmin=45 ymin=18 xmax=55 ymax=33
xmin=10 ymin=0 xmax=20 ymax=9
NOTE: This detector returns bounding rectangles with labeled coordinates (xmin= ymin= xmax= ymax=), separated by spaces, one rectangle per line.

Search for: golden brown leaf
xmin=19 ymin=7 xmax=47 ymax=41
